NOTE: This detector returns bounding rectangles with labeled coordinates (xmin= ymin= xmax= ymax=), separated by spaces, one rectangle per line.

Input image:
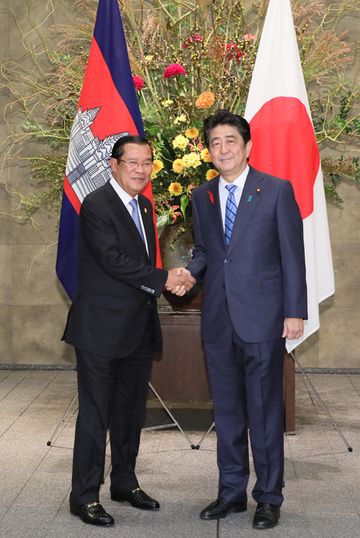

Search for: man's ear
xmin=109 ymin=157 xmax=117 ymax=173
xmin=245 ymin=140 xmax=252 ymax=159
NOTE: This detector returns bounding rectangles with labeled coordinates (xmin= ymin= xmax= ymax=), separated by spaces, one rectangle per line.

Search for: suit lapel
xmin=227 ymin=167 xmax=265 ymax=255
xmin=138 ymin=195 xmax=156 ymax=265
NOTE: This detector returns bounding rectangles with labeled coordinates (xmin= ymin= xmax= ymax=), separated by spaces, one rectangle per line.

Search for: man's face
xmin=110 ymin=143 xmax=153 ymax=197
xmin=208 ymin=124 xmax=252 ymax=182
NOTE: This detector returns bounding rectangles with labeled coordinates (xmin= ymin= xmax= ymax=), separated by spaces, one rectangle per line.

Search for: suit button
xmin=224 ymin=258 xmax=230 ymax=264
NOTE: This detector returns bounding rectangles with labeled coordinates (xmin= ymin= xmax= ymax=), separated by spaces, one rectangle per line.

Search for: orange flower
xmin=195 ymin=91 xmax=215 ymax=109
xmin=206 ymin=169 xmax=218 ymax=181
xmin=185 ymin=127 xmax=199 ymax=139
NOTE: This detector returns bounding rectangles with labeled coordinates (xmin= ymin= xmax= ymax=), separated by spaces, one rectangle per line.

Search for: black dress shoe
xmin=200 ymin=497 xmax=247 ymax=520
xmin=70 ymin=501 xmax=114 ymax=526
xmin=253 ymin=502 xmax=280 ymax=529
xmin=111 ymin=488 xmax=160 ymax=510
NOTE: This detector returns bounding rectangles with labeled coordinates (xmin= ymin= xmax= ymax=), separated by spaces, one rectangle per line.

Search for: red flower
xmin=163 ymin=63 xmax=187 ymax=78
xmin=183 ymin=34 xmax=204 ymax=48
xmin=207 ymin=191 xmax=215 ymax=205
xmin=226 ymin=43 xmax=243 ymax=62
xmin=133 ymin=75 xmax=145 ymax=91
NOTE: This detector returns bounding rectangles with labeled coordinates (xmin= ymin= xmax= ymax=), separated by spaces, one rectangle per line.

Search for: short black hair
xmin=203 ymin=109 xmax=251 ymax=147
xmin=111 ymin=135 xmax=152 ymax=160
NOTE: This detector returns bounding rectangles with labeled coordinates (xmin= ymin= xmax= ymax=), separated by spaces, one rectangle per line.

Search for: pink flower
xmin=193 ymin=34 xmax=204 ymax=42
xmin=133 ymin=75 xmax=145 ymax=91
xmin=163 ymin=63 xmax=187 ymax=78
xmin=243 ymin=33 xmax=255 ymax=41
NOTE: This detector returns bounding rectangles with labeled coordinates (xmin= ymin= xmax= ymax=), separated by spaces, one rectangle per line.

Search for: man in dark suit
xmin=63 ymin=135 xmax=194 ymax=527
xmin=188 ymin=110 xmax=307 ymax=530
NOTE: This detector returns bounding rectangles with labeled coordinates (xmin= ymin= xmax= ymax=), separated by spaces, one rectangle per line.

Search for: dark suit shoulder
xmin=249 ymin=166 xmax=291 ymax=189
xmin=192 ymin=177 xmax=219 ymax=198
xmin=81 ymin=181 xmax=113 ymax=207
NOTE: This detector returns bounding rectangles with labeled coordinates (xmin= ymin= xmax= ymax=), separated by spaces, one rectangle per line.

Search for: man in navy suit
xmin=63 ymin=135 xmax=194 ymax=527
xmin=188 ymin=110 xmax=307 ymax=530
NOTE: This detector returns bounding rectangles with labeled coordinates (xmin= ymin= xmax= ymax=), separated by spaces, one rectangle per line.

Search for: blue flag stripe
xmin=56 ymin=192 xmax=79 ymax=299
xmin=94 ymin=0 xmax=144 ymax=136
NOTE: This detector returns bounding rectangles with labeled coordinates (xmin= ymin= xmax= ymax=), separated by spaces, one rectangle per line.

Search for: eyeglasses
xmin=117 ymin=159 xmax=153 ymax=170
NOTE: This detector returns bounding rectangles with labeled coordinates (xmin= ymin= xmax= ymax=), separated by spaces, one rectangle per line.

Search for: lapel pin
xmin=256 ymin=187 xmax=261 ymax=194
xmin=207 ymin=191 xmax=215 ymax=205
xmin=144 ymin=207 xmax=148 ymax=213
xmin=247 ymin=195 xmax=253 ymax=203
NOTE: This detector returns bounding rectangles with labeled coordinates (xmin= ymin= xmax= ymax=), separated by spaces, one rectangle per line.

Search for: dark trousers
xmin=70 ymin=324 xmax=153 ymax=506
xmin=204 ymin=317 xmax=285 ymax=506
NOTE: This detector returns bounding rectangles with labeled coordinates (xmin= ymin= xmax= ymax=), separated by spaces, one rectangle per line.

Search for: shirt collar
xmin=109 ymin=176 xmax=138 ymax=206
xmin=219 ymin=165 xmax=249 ymax=190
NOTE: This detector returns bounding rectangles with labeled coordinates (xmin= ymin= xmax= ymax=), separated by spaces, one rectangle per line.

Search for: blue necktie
xmin=224 ymin=184 xmax=238 ymax=246
xmin=129 ymin=198 xmax=145 ymax=242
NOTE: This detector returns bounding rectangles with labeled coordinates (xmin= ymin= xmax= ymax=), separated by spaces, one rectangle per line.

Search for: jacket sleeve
xmin=277 ymin=180 xmax=308 ymax=319
xmin=187 ymin=193 xmax=207 ymax=282
xmin=80 ymin=196 xmax=168 ymax=297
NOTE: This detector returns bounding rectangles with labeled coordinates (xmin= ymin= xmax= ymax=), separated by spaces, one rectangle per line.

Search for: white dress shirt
xmin=109 ymin=177 xmax=149 ymax=254
xmin=218 ymin=165 xmax=250 ymax=231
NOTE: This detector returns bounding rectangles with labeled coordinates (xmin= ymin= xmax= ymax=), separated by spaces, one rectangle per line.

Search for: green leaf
xmin=180 ymin=194 xmax=189 ymax=221
xmin=156 ymin=214 xmax=170 ymax=237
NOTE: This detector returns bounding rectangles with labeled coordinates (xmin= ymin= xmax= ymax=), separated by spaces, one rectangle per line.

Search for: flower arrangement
xmin=121 ymin=0 xmax=359 ymax=236
xmin=123 ymin=3 xmax=257 ymax=234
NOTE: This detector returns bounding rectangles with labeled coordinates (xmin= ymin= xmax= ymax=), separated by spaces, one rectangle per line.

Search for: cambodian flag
xmin=245 ymin=0 xmax=335 ymax=351
xmin=56 ymin=0 xmax=159 ymax=299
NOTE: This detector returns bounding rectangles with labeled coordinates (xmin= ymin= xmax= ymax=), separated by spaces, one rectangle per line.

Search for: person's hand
xmin=165 ymin=267 xmax=196 ymax=296
xmin=282 ymin=318 xmax=304 ymax=340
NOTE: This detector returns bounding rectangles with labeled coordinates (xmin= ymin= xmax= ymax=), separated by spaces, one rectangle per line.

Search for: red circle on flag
xmin=249 ymin=96 xmax=319 ymax=219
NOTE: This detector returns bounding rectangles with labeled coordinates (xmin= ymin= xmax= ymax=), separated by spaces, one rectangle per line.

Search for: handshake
xmin=165 ymin=267 xmax=196 ymax=297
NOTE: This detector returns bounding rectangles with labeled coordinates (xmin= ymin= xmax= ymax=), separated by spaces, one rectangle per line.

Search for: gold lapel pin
xmin=256 ymin=187 xmax=261 ymax=194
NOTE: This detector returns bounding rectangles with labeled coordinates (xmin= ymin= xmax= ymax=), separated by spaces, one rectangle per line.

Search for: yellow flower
xmin=168 ymin=182 xmax=183 ymax=196
xmin=173 ymin=113 xmax=187 ymax=125
xmin=172 ymin=158 xmax=184 ymax=173
xmin=195 ymin=91 xmax=216 ymax=109
xmin=161 ymin=99 xmax=173 ymax=108
xmin=201 ymin=148 xmax=212 ymax=162
xmin=152 ymin=159 xmax=164 ymax=176
xmin=206 ymin=169 xmax=219 ymax=181
xmin=182 ymin=152 xmax=201 ymax=168
xmin=144 ymin=55 xmax=154 ymax=62
xmin=185 ymin=127 xmax=199 ymax=139
xmin=172 ymin=134 xmax=189 ymax=150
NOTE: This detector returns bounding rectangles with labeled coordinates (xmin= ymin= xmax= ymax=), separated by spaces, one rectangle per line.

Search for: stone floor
xmin=0 ymin=370 xmax=360 ymax=537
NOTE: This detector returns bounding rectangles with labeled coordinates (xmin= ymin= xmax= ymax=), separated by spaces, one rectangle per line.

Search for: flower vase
xmin=159 ymin=223 xmax=202 ymax=311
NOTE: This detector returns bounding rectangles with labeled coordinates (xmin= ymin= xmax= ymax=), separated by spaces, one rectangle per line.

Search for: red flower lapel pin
xmin=207 ymin=190 xmax=215 ymax=205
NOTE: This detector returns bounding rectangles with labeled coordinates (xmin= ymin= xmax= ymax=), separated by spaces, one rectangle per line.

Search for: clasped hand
xmin=165 ymin=267 xmax=196 ymax=297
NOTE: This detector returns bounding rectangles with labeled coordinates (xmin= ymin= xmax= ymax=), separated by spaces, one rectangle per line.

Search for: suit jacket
xmin=63 ymin=181 xmax=168 ymax=357
xmin=187 ymin=166 xmax=308 ymax=344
